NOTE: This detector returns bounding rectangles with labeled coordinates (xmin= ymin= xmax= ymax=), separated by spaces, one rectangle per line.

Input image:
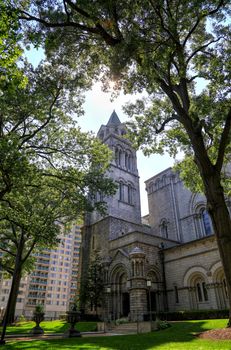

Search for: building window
xmin=125 ymin=152 xmax=132 ymax=170
xmin=196 ymin=279 xmax=208 ymax=302
xmin=174 ymin=286 xmax=179 ymax=303
xmin=119 ymin=182 xmax=124 ymax=201
xmin=115 ymin=148 xmax=123 ymax=167
xmin=160 ymin=220 xmax=168 ymax=238
xmin=201 ymin=209 xmax=212 ymax=236
xmin=128 ymin=185 xmax=133 ymax=204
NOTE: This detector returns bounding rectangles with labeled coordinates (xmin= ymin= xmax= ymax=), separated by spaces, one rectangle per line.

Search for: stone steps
xmin=108 ymin=322 xmax=137 ymax=334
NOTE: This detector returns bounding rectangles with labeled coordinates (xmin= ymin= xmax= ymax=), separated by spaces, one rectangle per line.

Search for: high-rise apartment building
xmin=0 ymin=223 xmax=81 ymax=319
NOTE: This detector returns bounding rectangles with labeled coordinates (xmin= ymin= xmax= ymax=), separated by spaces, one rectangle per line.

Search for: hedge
xmin=155 ymin=309 xmax=229 ymax=321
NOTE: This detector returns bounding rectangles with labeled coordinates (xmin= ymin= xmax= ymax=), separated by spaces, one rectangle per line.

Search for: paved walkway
xmin=5 ymin=331 xmax=124 ymax=342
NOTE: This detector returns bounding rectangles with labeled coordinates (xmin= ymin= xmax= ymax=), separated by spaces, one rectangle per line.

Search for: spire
xmin=107 ymin=110 xmax=121 ymax=126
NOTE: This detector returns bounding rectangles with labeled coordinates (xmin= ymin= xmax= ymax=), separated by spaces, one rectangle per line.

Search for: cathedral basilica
xmin=80 ymin=111 xmax=229 ymax=320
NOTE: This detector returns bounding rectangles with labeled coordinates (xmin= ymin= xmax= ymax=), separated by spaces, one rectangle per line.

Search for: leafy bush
xmin=18 ymin=315 xmax=26 ymax=323
xmin=34 ymin=304 xmax=44 ymax=314
xmin=157 ymin=320 xmax=171 ymax=330
xmin=115 ymin=317 xmax=129 ymax=325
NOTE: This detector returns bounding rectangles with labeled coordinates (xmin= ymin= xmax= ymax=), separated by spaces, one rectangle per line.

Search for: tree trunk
xmin=6 ymin=267 xmax=22 ymax=325
xmin=2 ymin=239 xmax=23 ymax=325
xmin=202 ymin=174 xmax=231 ymax=325
xmin=180 ymin=113 xmax=231 ymax=325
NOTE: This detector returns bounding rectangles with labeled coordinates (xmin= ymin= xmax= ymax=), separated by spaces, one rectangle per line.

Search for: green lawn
xmin=1 ymin=319 xmax=231 ymax=350
xmin=0 ymin=320 xmax=97 ymax=335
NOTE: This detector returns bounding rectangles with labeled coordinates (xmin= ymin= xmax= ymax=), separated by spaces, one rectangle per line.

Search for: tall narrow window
xmin=119 ymin=182 xmax=124 ymax=201
xmin=119 ymin=150 xmax=122 ymax=166
xmin=115 ymin=148 xmax=119 ymax=165
xmin=125 ymin=153 xmax=128 ymax=168
xmin=201 ymin=209 xmax=212 ymax=235
xmin=174 ymin=286 xmax=179 ymax=303
xmin=202 ymin=282 xmax=208 ymax=301
xmin=128 ymin=155 xmax=131 ymax=170
xmin=196 ymin=283 xmax=202 ymax=302
xmin=128 ymin=185 xmax=133 ymax=204
xmin=195 ymin=279 xmax=209 ymax=302
xmin=160 ymin=220 xmax=168 ymax=238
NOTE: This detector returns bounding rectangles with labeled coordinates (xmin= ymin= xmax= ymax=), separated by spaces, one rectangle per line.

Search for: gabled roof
xmin=106 ymin=110 xmax=121 ymax=126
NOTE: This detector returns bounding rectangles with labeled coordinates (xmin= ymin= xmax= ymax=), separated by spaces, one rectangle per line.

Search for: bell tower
xmin=91 ymin=110 xmax=141 ymax=225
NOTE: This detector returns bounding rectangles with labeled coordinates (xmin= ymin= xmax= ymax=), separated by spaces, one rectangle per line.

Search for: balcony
xmin=35 ymin=266 xmax=49 ymax=271
xmin=30 ymin=279 xmax=47 ymax=285
xmin=29 ymin=286 xmax=47 ymax=291
xmin=27 ymin=294 xmax=46 ymax=299
xmin=36 ymin=259 xmax=50 ymax=265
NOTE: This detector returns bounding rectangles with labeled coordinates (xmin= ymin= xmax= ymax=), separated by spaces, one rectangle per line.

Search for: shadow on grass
xmin=2 ymin=320 xmax=231 ymax=350
xmin=0 ymin=321 xmax=97 ymax=335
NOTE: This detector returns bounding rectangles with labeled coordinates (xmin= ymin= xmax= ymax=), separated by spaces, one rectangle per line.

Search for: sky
xmin=27 ymin=49 xmax=175 ymax=216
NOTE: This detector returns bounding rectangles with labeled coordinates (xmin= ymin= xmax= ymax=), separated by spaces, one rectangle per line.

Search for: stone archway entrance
xmin=110 ymin=265 xmax=130 ymax=319
xmin=146 ymin=270 xmax=161 ymax=313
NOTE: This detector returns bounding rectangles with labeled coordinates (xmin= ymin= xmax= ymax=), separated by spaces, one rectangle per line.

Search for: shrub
xmin=18 ymin=315 xmax=26 ymax=323
xmin=115 ymin=317 xmax=129 ymax=325
xmin=34 ymin=304 xmax=44 ymax=315
xmin=157 ymin=320 xmax=171 ymax=330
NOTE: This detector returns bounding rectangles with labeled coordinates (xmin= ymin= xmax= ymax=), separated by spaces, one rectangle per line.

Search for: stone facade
xmin=80 ymin=111 xmax=229 ymax=321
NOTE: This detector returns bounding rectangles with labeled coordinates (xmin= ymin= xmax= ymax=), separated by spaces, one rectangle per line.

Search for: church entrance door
xmin=122 ymin=292 xmax=130 ymax=316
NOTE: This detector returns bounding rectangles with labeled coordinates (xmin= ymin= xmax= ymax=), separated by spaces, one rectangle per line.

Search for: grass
xmin=0 ymin=320 xmax=97 ymax=335
xmin=1 ymin=319 xmax=231 ymax=349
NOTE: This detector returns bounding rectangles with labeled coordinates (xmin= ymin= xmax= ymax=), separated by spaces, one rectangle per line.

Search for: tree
xmin=0 ymin=6 xmax=117 ymax=345
xmin=79 ymin=255 xmax=104 ymax=316
xmin=15 ymin=0 xmax=231 ymax=324
xmin=0 ymin=60 xmax=116 ymax=326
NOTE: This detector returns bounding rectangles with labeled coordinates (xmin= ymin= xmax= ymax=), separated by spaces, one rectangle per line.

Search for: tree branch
xmin=20 ymin=8 xmax=121 ymax=46
xmin=183 ymin=17 xmax=201 ymax=47
xmin=22 ymin=240 xmax=36 ymax=264
xmin=0 ymin=262 xmax=14 ymax=275
xmin=0 ymin=247 xmax=16 ymax=257
xmin=155 ymin=115 xmax=177 ymax=134
xmin=20 ymin=88 xmax=61 ymax=146
xmin=186 ymin=37 xmax=222 ymax=65
xmin=216 ymin=107 xmax=231 ymax=173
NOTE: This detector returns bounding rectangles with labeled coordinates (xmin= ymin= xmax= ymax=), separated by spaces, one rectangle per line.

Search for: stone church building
xmin=80 ymin=111 xmax=229 ymax=320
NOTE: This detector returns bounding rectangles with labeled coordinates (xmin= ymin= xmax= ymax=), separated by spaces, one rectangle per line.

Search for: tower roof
xmin=106 ymin=110 xmax=121 ymax=126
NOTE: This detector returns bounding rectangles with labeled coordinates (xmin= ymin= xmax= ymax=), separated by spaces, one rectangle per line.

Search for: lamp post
xmin=147 ymin=280 xmax=152 ymax=331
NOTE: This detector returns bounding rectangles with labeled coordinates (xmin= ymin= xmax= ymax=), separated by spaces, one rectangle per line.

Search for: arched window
xmin=125 ymin=151 xmax=132 ymax=171
xmin=115 ymin=148 xmax=119 ymax=165
xmin=201 ymin=209 xmax=213 ymax=236
xmin=115 ymin=147 xmax=123 ymax=167
xmin=119 ymin=182 xmax=124 ymax=201
xmin=174 ymin=286 xmax=179 ymax=303
xmin=128 ymin=185 xmax=133 ymax=204
xmin=125 ymin=153 xmax=128 ymax=168
xmin=119 ymin=150 xmax=123 ymax=166
xmin=195 ymin=278 xmax=208 ymax=302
